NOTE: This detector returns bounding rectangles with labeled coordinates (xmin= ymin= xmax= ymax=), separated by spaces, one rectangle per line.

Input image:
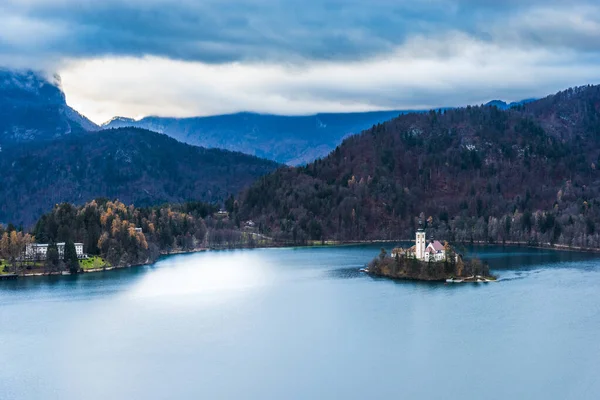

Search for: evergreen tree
xmin=64 ymin=240 xmax=80 ymax=274
xmin=45 ymin=242 xmax=61 ymax=272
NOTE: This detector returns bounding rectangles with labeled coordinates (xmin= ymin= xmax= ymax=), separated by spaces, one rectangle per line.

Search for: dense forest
xmin=237 ymin=85 xmax=600 ymax=248
xmin=0 ymin=127 xmax=280 ymax=226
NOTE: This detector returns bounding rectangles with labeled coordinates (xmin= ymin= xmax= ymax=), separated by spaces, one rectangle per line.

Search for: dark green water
xmin=1 ymin=244 xmax=599 ymax=399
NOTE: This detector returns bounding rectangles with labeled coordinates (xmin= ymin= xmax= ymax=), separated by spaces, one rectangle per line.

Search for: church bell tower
xmin=416 ymin=227 xmax=426 ymax=260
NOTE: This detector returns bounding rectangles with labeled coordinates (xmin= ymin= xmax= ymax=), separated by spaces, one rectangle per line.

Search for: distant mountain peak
xmin=0 ymin=69 xmax=98 ymax=146
xmin=485 ymin=100 xmax=509 ymax=109
xmin=102 ymin=116 xmax=137 ymax=127
xmin=485 ymin=98 xmax=538 ymax=110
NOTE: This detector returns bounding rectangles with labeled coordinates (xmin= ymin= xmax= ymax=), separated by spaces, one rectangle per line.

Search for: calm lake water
xmin=1 ymin=244 xmax=600 ymax=399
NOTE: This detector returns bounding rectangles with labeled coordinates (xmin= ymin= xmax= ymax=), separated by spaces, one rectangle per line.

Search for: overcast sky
xmin=1 ymin=0 xmax=600 ymax=124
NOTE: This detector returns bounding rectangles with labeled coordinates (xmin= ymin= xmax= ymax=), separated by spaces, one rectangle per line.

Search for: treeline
xmin=237 ymin=85 xmax=600 ymax=248
xmin=419 ymin=198 xmax=600 ymax=249
xmin=31 ymin=199 xmax=258 ymax=268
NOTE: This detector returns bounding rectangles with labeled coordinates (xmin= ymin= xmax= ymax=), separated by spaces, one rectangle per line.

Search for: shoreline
xmin=3 ymin=239 xmax=600 ymax=279
xmin=464 ymin=240 xmax=600 ymax=254
xmin=386 ymin=239 xmax=600 ymax=254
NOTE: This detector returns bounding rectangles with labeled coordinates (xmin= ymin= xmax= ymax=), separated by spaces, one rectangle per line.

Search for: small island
xmin=366 ymin=228 xmax=496 ymax=283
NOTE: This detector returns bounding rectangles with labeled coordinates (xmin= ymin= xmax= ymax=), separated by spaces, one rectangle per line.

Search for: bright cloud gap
xmin=60 ymin=35 xmax=600 ymax=125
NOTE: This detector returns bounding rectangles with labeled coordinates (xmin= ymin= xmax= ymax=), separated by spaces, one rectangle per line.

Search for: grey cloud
xmin=496 ymin=6 xmax=600 ymax=53
xmin=2 ymin=0 xmax=598 ymax=66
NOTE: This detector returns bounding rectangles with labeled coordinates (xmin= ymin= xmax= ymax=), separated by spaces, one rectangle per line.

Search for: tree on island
xmin=443 ymin=241 xmax=457 ymax=274
xmin=64 ymin=240 xmax=80 ymax=274
xmin=379 ymin=247 xmax=387 ymax=261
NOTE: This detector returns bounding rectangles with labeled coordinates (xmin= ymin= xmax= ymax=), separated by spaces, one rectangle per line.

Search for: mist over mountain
xmin=102 ymin=110 xmax=415 ymax=165
xmin=0 ymin=128 xmax=279 ymax=226
xmin=0 ymin=70 xmax=98 ymax=147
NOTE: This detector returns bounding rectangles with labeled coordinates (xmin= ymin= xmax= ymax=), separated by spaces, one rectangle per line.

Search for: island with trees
xmin=366 ymin=229 xmax=495 ymax=282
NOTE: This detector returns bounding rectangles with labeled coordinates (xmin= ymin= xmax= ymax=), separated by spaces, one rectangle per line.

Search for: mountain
xmin=0 ymin=128 xmax=279 ymax=226
xmin=0 ymin=69 xmax=98 ymax=147
xmin=237 ymin=85 xmax=600 ymax=248
xmin=484 ymin=98 xmax=537 ymax=110
xmin=102 ymin=110 xmax=417 ymax=165
xmin=485 ymin=100 xmax=511 ymax=109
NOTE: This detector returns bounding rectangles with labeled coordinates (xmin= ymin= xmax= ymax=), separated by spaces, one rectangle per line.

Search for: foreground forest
xmin=0 ymin=199 xmax=262 ymax=272
xmin=237 ymin=85 xmax=600 ymax=248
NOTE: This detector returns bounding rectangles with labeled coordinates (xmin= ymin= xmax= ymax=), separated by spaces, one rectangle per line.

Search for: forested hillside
xmin=0 ymin=128 xmax=279 ymax=226
xmin=238 ymin=85 xmax=600 ymax=248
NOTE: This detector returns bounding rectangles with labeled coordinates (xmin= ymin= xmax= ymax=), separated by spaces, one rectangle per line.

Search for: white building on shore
xmin=25 ymin=243 xmax=85 ymax=260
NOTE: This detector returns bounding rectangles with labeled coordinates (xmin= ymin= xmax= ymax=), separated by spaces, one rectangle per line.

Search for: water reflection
xmin=126 ymin=251 xmax=274 ymax=300
xmin=325 ymin=266 xmax=365 ymax=279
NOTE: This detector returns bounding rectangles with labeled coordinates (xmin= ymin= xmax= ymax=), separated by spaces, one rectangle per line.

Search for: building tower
xmin=416 ymin=227 xmax=426 ymax=260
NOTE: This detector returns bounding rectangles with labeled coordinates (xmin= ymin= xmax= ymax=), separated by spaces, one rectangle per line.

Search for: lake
xmin=1 ymin=244 xmax=600 ymax=399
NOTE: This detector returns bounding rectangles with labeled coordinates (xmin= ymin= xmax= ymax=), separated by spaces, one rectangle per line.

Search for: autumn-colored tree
xmin=20 ymin=233 xmax=35 ymax=273
xmin=5 ymin=231 xmax=25 ymax=273
xmin=0 ymin=231 xmax=33 ymax=274
xmin=0 ymin=232 xmax=10 ymax=271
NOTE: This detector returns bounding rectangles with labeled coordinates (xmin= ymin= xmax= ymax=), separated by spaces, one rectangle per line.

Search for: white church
xmin=392 ymin=228 xmax=452 ymax=262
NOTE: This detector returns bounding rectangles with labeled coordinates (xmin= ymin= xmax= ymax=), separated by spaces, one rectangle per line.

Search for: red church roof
xmin=425 ymin=240 xmax=444 ymax=253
